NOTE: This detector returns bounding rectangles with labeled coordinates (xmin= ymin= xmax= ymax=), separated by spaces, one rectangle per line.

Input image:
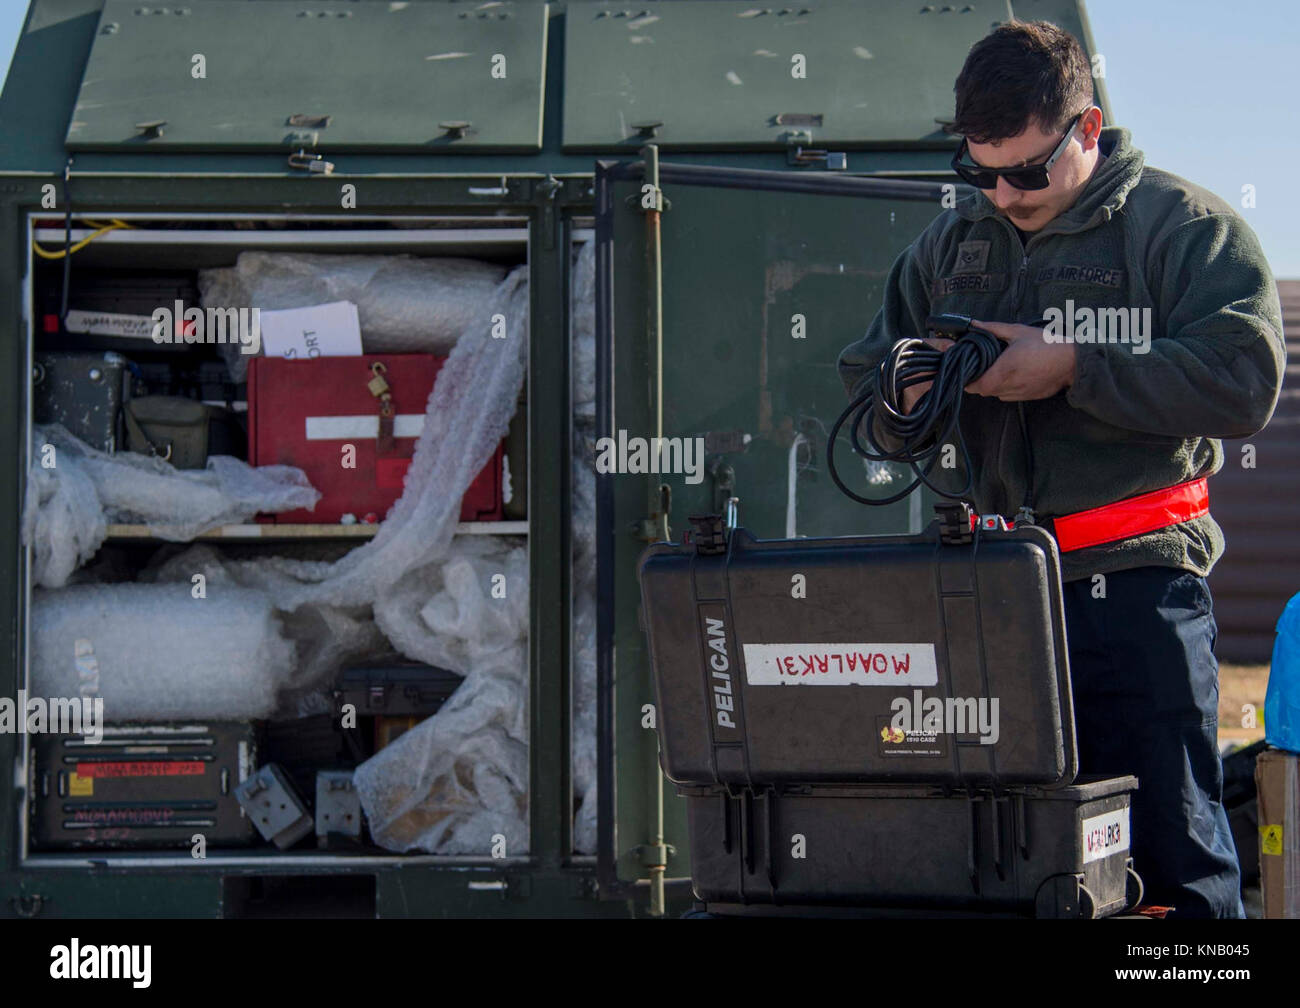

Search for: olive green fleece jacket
xmin=837 ymin=127 xmax=1285 ymax=583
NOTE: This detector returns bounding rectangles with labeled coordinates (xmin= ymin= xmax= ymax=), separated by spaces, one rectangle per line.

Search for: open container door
xmin=594 ymin=153 xmax=961 ymax=908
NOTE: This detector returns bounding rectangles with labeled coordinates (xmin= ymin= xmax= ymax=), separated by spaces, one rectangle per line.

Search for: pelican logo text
xmin=704 ymin=616 xmax=735 ymax=729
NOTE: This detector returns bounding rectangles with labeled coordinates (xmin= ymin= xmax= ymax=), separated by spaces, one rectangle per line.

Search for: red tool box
xmin=248 ymin=354 xmax=504 ymax=524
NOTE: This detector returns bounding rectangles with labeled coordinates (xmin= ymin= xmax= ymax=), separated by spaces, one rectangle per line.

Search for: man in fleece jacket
xmin=838 ymin=20 xmax=1284 ymax=917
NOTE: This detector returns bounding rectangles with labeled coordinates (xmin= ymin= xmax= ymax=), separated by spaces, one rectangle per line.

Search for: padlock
xmin=367 ymin=362 xmax=390 ymax=398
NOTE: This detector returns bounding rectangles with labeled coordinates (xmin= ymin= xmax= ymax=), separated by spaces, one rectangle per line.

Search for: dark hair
xmin=949 ymin=20 xmax=1094 ymax=143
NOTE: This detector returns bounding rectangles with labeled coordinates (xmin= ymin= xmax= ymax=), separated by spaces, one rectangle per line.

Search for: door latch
xmin=287 ymin=149 xmax=334 ymax=175
xmin=784 ymin=130 xmax=847 ymax=171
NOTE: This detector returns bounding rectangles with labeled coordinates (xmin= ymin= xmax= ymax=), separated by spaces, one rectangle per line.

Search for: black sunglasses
xmin=950 ymin=113 xmax=1083 ymax=191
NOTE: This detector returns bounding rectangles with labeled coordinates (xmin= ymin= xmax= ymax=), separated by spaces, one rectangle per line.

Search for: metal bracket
xmin=709 ymin=459 xmax=736 ymax=515
xmin=723 ymin=496 xmax=739 ymax=532
xmin=636 ymin=483 xmax=671 ymax=542
xmin=977 ymin=513 xmax=1011 ymax=533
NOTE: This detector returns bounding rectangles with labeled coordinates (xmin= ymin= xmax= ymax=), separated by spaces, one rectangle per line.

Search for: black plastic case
xmin=637 ymin=516 xmax=1077 ymax=788
xmin=679 ymin=777 xmax=1141 ymax=918
xmin=29 ymin=722 xmax=258 ymax=849
xmin=334 ymin=662 xmax=464 ymax=717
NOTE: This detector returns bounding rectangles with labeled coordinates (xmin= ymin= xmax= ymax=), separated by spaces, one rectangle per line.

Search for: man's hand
xmin=964 ymin=320 xmax=1078 ymax=401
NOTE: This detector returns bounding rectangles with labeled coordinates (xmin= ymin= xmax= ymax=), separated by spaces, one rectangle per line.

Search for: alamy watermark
xmin=0 ymin=691 xmax=103 ymax=744
xmin=1041 ymin=299 xmax=1151 ymax=355
xmin=50 ymin=940 xmax=150 ymax=987
xmin=889 ymin=689 xmax=1000 ymax=745
xmin=150 ymin=302 xmax=262 ymax=355
xmin=594 ymin=429 xmax=706 ymax=484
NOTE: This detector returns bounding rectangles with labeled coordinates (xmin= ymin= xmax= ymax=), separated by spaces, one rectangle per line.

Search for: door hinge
xmin=636 ymin=483 xmax=671 ymax=542
xmin=632 ymin=841 xmax=676 ymax=868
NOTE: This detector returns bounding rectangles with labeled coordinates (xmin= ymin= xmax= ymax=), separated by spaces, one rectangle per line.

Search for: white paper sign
xmin=258 ymin=301 xmax=362 ymax=360
xmin=742 ymin=643 xmax=939 ymax=686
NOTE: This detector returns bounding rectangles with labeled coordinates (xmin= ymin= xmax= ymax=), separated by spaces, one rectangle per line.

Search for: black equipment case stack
xmin=637 ymin=506 xmax=1143 ymax=918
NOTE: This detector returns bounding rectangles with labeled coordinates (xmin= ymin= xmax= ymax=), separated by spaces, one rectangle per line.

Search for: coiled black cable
xmin=828 ymin=318 xmax=1006 ymax=509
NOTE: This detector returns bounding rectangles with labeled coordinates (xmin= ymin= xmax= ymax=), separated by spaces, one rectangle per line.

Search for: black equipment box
xmin=37 ymin=269 xmax=201 ymax=353
xmin=680 ymin=777 xmax=1141 ymax=918
xmin=29 ymin=722 xmax=258 ymax=849
xmin=335 ymin=663 xmax=464 ymax=717
xmin=32 ymin=350 xmax=128 ymax=452
xmin=637 ymin=516 xmax=1077 ymax=788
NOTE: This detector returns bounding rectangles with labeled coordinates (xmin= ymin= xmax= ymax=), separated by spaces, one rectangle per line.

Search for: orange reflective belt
xmin=1048 ymin=478 xmax=1209 ymax=553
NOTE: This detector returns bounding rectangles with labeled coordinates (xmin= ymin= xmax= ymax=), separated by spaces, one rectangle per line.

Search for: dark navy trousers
xmin=1063 ymin=566 xmax=1244 ymax=919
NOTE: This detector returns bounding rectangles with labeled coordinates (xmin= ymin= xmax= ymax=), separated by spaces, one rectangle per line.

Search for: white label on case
xmin=63 ymin=309 xmax=157 ymax=339
xmin=742 ymin=643 xmax=938 ymax=686
xmin=1081 ymin=807 xmax=1129 ymax=863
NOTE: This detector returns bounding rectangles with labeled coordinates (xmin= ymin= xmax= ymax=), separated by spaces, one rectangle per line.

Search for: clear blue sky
xmin=0 ymin=0 xmax=1294 ymax=276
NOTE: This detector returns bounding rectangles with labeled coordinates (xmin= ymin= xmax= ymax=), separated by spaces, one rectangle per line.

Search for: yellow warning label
xmin=1260 ymin=823 xmax=1283 ymax=857
xmin=68 ymin=773 xmax=93 ymax=797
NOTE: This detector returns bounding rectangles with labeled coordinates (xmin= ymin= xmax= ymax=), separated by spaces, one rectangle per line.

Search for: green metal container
xmin=0 ymin=0 xmax=1110 ymax=918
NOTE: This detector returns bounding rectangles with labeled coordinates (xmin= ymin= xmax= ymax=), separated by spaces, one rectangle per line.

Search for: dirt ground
xmin=1218 ymin=663 xmax=1271 ymax=749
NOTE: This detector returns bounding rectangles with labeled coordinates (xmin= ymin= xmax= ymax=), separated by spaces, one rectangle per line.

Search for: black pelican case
xmin=636 ymin=509 xmax=1078 ymax=789
xmin=678 ymin=776 xmax=1142 ymax=919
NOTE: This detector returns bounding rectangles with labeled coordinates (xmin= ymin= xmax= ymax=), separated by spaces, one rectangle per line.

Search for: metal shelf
xmin=104 ymin=521 xmax=528 ymax=542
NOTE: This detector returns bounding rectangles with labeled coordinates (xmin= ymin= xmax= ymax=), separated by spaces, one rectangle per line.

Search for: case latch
xmin=935 ymin=501 xmax=975 ymax=545
xmin=687 ymin=514 xmax=727 ymax=556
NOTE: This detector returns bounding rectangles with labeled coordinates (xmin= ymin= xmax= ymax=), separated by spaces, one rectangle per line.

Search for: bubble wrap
xmin=23 ymin=424 xmax=321 ymax=588
xmin=23 ymin=436 xmax=106 ymax=590
xmin=31 ymin=583 xmax=296 ymax=721
xmin=572 ymin=238 xmax=597 ymax=419
xmin=140 ymin=544 xmax=389 ymax=711
xmin=570 ymin=240 xmax=600 ymax=853
xmin=200 ymin=251 xmax=507 ymax=381
xmin=356 ymin=536 xmax=529 ymax=854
